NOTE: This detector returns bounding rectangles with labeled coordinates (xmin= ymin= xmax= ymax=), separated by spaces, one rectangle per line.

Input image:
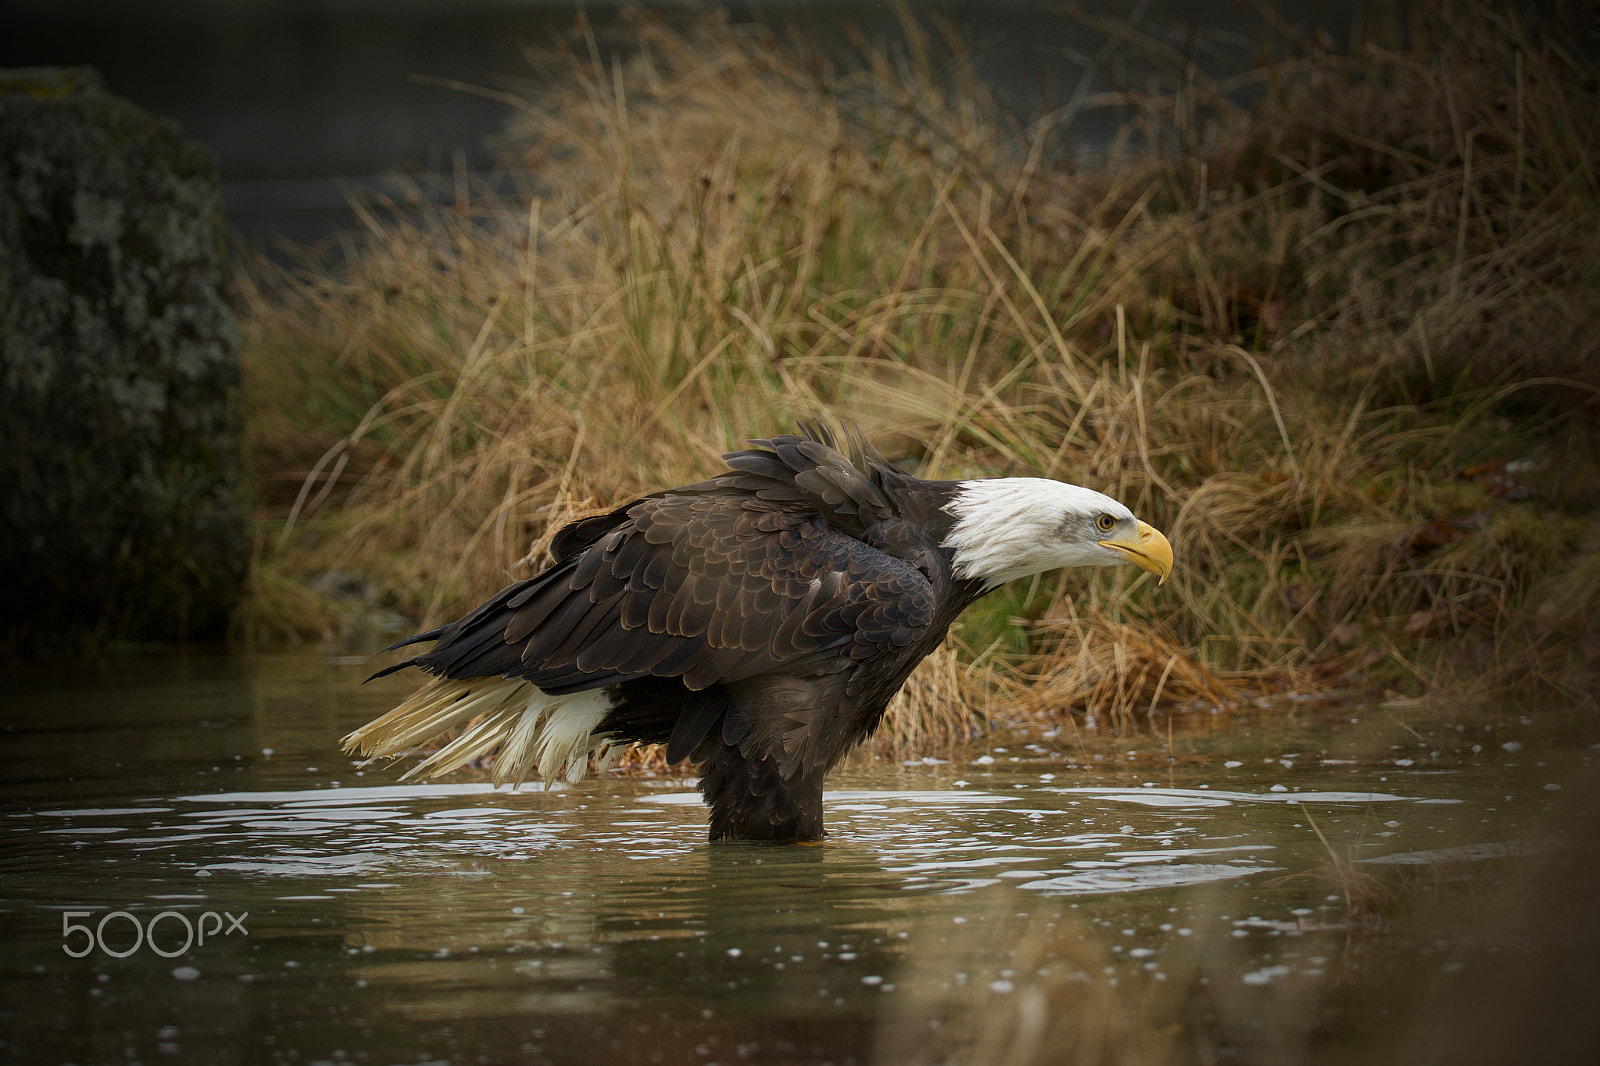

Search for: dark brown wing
xmin=391 ymin=491 xmax=935 ymax=696
xmin=371 ymin=427 xmax=941 ymax=778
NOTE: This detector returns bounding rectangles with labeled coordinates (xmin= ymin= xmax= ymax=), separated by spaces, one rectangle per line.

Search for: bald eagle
xmin=345 ymin=424 xmax=1173 ymax=842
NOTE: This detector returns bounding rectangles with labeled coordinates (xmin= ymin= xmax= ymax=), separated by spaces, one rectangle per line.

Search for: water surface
xmin=2 ymin=653 xmax=1596 ymax=1064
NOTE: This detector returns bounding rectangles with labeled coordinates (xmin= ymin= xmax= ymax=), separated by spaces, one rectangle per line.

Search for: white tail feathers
xmin=342 ymin=677 xmax=619 ymax=787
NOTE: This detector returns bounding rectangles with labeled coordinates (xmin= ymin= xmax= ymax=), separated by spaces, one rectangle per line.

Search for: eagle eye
xmin=1095 ymin=513 xmax=1117 ymax=533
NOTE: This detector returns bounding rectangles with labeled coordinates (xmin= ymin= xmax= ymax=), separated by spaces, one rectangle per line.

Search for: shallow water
xmin=2 ymin=653 xmax=1597 ymax=1065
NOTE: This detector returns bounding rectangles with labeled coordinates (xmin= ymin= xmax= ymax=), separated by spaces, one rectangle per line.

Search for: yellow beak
xmin=1099 ymin=520 xmax=1174 ymax=585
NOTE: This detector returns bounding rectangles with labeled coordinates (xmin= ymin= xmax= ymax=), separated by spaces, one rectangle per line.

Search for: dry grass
xmin=238 ymin=1 xmax=1600 ymax=759
xmin=1021 ymin=603 xmax=1237 ymax=736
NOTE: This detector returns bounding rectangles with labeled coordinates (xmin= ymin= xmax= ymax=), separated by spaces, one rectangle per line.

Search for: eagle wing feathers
xmin=478 ymin=493 xmax=934 ymax=691
xmin=399 ymin=434 xmax=930 ymax=663
xmin=379 ymin=431 xmax=940 ymax=778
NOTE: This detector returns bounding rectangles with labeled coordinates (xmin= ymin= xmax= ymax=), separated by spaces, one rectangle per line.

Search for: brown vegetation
xmin=236 ymin=1 xmax=1600 ymax=760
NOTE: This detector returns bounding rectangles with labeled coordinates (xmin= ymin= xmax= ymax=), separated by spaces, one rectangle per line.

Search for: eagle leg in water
xmin=696 ymin=743 xmax=827 ymax=843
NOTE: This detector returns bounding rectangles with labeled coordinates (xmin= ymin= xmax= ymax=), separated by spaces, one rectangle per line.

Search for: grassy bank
xmin=236 ymin=1 xmax=1600 ymax=750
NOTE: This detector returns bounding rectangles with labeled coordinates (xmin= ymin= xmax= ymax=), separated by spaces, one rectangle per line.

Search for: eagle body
xmin=346 ymin=426 xmax=1172 ymax=842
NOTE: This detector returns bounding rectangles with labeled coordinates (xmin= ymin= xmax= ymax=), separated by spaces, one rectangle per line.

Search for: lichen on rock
xmin=0 ymin=67 xmax=249 ymax=648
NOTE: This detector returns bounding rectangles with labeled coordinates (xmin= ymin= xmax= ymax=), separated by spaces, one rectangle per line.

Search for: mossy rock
xmin=0 ymin=67 xmax=249 ymax=648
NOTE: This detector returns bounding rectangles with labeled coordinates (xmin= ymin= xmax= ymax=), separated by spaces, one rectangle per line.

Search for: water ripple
xmin=6 ymin=779 xmax=1480 ymax=898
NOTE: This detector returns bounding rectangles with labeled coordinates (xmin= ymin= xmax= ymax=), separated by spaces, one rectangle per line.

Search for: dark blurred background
xmin=1 ymin=0 xmax=1368 ymax=258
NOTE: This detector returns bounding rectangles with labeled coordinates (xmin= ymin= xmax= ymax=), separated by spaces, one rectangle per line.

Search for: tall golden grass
xmin=237 ymin=1 xmax=1599 ymax=755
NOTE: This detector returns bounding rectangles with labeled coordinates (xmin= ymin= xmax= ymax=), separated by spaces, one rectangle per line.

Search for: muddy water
xmin=2 ymin=653 xmax=1597 ymax=1065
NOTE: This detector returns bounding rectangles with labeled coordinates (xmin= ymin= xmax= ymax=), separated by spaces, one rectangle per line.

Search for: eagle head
xmin=943 ymin=477 xmax=1174 ymax=589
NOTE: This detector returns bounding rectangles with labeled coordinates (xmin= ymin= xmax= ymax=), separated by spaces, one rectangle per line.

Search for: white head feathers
xmin=943 ymin=478 xmax=1151 ymax=589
